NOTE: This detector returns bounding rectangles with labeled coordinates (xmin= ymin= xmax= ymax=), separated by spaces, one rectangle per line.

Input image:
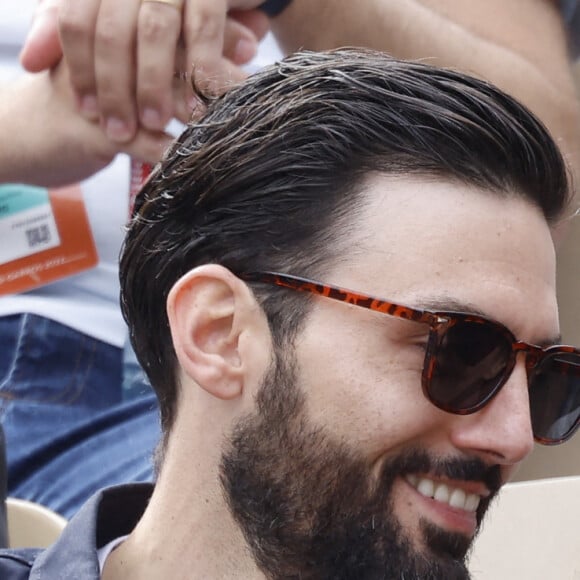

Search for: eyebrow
xmin=418 ymin=297 xmax=488 ymax=317
xmin=416 ymin=296 xmax=562 ymax=348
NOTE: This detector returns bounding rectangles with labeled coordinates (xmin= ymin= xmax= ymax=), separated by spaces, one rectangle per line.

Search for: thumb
xmin=20 ymin=0 xmax=63 ymax=72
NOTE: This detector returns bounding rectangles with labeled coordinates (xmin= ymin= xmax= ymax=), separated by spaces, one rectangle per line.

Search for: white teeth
xmin=464 ymin=493 xmax=480 ymax=512
xmin=405 ymin=475 xmax=481 ymax=512
xmin=449 ymin=488 xmax=466 ymax=509
xmin=406 ymin=474 xmax=419 ymax=487
xmin=417 ymin=478 xmax=434 ymax=498
xmin=434 ymin=484 xmax=450 ymax=503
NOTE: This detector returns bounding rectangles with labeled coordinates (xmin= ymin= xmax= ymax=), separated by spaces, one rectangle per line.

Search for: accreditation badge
xmin=0 ymin=183 xmax=98 ymax=295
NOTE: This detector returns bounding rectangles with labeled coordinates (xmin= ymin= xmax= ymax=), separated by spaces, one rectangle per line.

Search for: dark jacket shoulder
xmin=0 ymin=484 xmax=152 ymax=580
xmin=0 ymin=548 xmax=40 ymax=579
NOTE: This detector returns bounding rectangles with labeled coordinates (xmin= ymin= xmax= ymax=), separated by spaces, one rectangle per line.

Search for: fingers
xmin=57 ymin=0 xmax=103 ymax=120
xmin=34 ymin=0 xmax=264 ymax=145
xmin=140 ymin=9 xmax=260 ymax=132
xmin=124 ymin=129 xmax=174 ymax=164
xmin=182 ymin=0 xmax=245 ymax=94
xmin=20 ymin=0 xmax=63 ymax=72
xmin=223 ymin=16 xmax=260 ymax=66
xmin=136 ymin=0 xmax=184 ymax=131
xmin=172 ymin=67 xmax=196 ymax=125
xmin=92 ymin=0 xmax=142 ymax=141
xmin=229 ymin=8 xmax=270 ymax=45
xmin=58 ymin=0 xmax=143 ymax=140
xmin=52 ymin=55 xmax=173 ymax=166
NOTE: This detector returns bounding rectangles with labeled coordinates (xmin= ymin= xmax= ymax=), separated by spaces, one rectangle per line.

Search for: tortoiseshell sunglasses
xmin=241 ymin=271 xmax=580 ymax=445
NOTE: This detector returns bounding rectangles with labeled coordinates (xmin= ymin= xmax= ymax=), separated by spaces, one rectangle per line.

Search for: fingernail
xmin=79 ymin=95 xmax=99 ymax=119
xmin=142 ymin=108 xmax=162 ymax=130
xmin=234 ymin=38 xmax=257 ymax=63
xmin=105 ymin=117 xmax=131 ymax=142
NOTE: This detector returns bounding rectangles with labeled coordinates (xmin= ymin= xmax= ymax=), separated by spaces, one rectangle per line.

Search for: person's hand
xmin=4 ymin=60 xmax=173 ymax=187
xmin=20 ymin=0 xmax=269 ymax=143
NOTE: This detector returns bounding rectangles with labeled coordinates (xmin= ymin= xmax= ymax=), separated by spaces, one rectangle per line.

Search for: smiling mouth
xmin=404 ymin=474 xmax=483 ymax=512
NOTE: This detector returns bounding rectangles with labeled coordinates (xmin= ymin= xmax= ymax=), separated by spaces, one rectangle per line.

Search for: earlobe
xmin=167 ymin=265 xmax=260 ymax=401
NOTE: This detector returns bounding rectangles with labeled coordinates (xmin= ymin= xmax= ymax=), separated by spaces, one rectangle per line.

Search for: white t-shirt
xmin=0 ymin=0 xmax=282 ymax=347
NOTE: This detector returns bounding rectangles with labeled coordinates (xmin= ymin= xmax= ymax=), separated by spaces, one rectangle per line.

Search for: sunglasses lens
xmin=428 ymin=319 xmax=513 ymax=412
xmin=529 ymin=352 xmax=580 ymax=443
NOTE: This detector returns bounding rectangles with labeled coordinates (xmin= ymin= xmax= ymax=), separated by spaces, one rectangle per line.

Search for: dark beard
xmin=220 ymin=349 xmax=501 ymax=579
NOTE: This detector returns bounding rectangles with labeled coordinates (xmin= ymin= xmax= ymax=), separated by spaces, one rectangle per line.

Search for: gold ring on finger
xmin=141 ymin=0 xmax=184 ymax=11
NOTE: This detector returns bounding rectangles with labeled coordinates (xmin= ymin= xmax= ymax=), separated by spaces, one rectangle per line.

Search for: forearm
xmin=0 ymin=77 xmax=51 ymax=184
xmin=273 ymin=0 xmax=567 ymax=73
xmin=0 ymin=73 xmax=109 ymax=186
xmin=272 ymin=0 xmax=580 ymax=194
xmin=0 ymin=67 xmax=167 ymax=187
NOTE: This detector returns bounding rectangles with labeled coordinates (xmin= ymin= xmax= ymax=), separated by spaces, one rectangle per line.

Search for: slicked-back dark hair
xmin=120 ymin=48 xmax=570 ymax=437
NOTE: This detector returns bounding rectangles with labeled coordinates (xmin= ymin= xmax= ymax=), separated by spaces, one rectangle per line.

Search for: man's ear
xmin=166 ymin=264 xmax=266 ymax=401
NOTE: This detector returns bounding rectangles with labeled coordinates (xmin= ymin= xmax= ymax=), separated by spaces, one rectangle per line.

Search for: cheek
xmin=295 ymin=315 xmax=442 ymax=457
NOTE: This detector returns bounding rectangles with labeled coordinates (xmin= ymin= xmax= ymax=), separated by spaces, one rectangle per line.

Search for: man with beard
xmin=1 ymin=47 xmax=579 ymax=579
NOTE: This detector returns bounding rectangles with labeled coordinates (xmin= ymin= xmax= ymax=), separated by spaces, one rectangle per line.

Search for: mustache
xmin=376 ymin=449 xmax=503 ymax=497
xmin=372 ymin=448 xmax=503 ymax=541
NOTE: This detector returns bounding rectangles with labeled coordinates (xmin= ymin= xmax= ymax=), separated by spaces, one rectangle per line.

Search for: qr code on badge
xmin=25 ymin=224 xmax=51 ymax=248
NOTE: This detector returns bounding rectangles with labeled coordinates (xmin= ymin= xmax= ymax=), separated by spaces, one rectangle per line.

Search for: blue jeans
xmin=0 ymin=314 xmax=160 ymax=518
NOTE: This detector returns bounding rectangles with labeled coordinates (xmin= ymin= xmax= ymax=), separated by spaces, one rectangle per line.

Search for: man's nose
xmin=449 ymin=360 xmax=535 ymax=467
